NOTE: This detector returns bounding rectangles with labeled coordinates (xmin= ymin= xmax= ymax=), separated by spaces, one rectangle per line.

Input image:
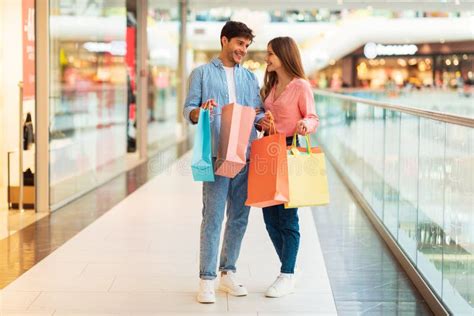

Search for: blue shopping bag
xmin=191 ymin=108 xmax=215 ymax=182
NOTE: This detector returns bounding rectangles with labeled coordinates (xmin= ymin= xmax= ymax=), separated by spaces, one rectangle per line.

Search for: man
xmin=183 ymin=21 xmax=265 ymax=304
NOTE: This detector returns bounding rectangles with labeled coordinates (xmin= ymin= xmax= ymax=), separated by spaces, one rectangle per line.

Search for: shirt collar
xmin=211 ymin=57 xmax=241 ymax=69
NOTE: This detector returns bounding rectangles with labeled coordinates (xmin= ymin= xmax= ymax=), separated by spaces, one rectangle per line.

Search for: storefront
xmin=0 ymin=0 xmax=37 ymax=211
xmin=0 ymin=0 xmax=39 ymax=236
xmin=146 ymin=1 xmax=183 ymax=153
xmin=1 ymin=0 xmax=187 ymax=218
xmin=315 ymin=41 xmax=474 ymax=90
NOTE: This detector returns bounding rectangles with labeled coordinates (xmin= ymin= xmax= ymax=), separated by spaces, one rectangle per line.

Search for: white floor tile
xmin=81 ymin=262 xmax=199 ymax=278
xmin=5 ymin=275 xmax=114 ymax=292
xmin=228 ymin=292 xmax=336 ymax=313
xmin=2 ymin=153 xmax=337 ymax=315
xmin=131 ymin=313 xmax=257 ymax=316
xmin=54 ymin=312 xmax=131 ymax=316
xmin=30 ymin=292 xmax=228 ymax=313
xmin=0 ymin=291 xmax=41 ymax=310
xmin=0 ymin=312 xmax=54 ymax=316
xmin=258 ymin=313 xmax=337 ymax=316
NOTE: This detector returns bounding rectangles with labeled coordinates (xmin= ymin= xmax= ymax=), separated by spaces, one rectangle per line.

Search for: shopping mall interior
xmin=0 ymin=0 xmax=473 ymax=315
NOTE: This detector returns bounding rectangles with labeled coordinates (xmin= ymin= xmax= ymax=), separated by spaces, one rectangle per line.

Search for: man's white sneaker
xmin=265 ymin=274 xmax=295 ymax=298
xmin=197 ymin=279 xmax=216 ymax=304
xmin=219 ymin=271 xmax=248 ymax=296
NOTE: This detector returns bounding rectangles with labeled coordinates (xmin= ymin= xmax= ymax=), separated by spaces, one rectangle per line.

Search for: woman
xmin=258 ymin=37 xmax=319 ymax=298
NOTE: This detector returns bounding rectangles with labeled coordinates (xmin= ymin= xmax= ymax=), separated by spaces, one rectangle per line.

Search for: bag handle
xmin=269 ymin=117 xmax=277 ymax=135
xmin=257 ymin=111 xmax=278 ymax=135
xmin=290 ymin=133 xmax=312 ymax=155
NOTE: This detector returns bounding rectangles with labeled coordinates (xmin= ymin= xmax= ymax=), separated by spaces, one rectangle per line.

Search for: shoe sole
xmin=218 ymin=285 xmax=248 ymax=297
xmin=197 ymin=297 xmax=216 ymax=304
xmin=197 ymin=294 xmax=216 ymax=304
xmin=265 ymin=291 xmax=295 ymax=298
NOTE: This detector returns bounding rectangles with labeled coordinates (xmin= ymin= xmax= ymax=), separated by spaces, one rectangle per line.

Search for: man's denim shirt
xmin=183 ymin=58 xmax=265 ymax=158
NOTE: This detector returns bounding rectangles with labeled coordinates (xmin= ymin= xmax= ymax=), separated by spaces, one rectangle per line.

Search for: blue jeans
xmin=200 ymin=160 xmax=250 ymax=280
xmin=262 ymin=136 xmax=300 ymax=274
xmin=262 ymin=205 xmax=300 ymax=274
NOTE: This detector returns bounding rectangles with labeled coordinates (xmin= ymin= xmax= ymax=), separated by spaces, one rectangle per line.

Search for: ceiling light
xmin=397 ymin=59 xmax=407 ymax=67
xmin=445 ymin=59 xmax=451 ymax=66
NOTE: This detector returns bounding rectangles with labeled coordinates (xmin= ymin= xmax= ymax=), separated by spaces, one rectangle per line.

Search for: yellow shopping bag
xmin=285 ymin=134 xmax=330 ymax=208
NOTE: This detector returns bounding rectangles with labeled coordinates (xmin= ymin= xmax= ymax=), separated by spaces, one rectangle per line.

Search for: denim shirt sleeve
xmin=183 ymin=67 xmax=203 ymax=125
xmin=251 ymin=73 xmax=265 ymax=124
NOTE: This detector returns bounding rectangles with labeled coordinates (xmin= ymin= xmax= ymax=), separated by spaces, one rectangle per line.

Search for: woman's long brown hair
xmin=261 ymin=37 xmax=306 ymax=101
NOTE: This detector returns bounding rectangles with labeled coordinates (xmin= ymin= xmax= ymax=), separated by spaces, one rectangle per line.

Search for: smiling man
xmin=183 ymin=21 xmax=265 ymax=304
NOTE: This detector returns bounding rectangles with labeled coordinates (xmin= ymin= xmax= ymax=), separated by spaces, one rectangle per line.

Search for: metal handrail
xmin=314 ymin=89 xmax=474 ymax=128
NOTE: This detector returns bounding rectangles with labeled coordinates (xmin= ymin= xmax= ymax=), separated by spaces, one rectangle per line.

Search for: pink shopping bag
xmin=215 ymin=103 xmax=256 ymax=178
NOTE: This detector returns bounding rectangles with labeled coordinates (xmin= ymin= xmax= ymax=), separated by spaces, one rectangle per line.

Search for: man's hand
xmin=190 ymin=99 xmax=217 ymax=124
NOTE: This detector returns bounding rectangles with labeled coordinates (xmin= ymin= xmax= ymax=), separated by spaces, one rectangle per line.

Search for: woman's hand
xmin=296 ymin=119 xmax=309 ymax=135
xmin=256 ymin=111 xmax=273 ymax=133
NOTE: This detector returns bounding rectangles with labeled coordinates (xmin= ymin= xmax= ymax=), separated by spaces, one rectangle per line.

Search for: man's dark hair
xmin=220 ymin=21 xmax=255 ymax=47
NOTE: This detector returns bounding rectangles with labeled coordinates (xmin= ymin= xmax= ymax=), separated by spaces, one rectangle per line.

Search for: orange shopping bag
xmin=215 ymin=103 xmax=256 ymax=178
xmin=245 ymin=121 xmax=289 ymax=208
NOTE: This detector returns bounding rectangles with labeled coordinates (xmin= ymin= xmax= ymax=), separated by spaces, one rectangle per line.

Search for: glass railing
xmin=334 ymin=88 xmax=474 ymax=118
xmin=313 ymin=89 xmax=474 ymax=315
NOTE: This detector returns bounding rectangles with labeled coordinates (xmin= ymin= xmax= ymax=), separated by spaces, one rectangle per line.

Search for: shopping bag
xmin=191 ymin=108 xmax=214 ymax=182
xmin=246 ymin=121 xmax=289 ymax=208
xmin=285 ymin=134 xmax=330 ymax=208
xmin=215 ymin=103 xmax=256 ymax=178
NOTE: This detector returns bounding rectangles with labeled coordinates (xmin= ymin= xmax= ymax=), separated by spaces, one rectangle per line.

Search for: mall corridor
xmin=0 ymin=150 xmax=433 ymax=315
xmin=1 ymin=0 xmax=473 ymax=315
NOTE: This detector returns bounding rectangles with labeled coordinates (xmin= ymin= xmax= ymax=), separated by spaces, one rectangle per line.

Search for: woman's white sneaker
xmin=265 ymin=274 xmax=295 ymax=298
xmin=197 ymin=279 xmax=216 ymax=304
xmin=218 ymin=271 xmax=248 ymax=296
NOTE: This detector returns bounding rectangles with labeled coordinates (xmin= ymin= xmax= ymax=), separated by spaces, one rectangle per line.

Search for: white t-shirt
xmin=223 ymin=66 xmax=237 ymax=104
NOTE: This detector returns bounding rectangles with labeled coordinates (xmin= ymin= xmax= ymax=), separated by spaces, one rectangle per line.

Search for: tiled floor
xmin=0 ymin=143 xmax=435 ymax=315
xmin=0 ymin=210 xmax=49 ymax=240
xmin=312 ymin=162 xmax=433 ymax=315
xmin=0 ymin=152 xmax=337 ymax=315
xmin=0 ymin=140 xmax=190 ymax=289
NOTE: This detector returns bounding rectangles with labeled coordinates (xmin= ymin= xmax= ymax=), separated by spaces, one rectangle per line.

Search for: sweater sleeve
xmin=297 ymin=81 xmax=319 ymax=134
